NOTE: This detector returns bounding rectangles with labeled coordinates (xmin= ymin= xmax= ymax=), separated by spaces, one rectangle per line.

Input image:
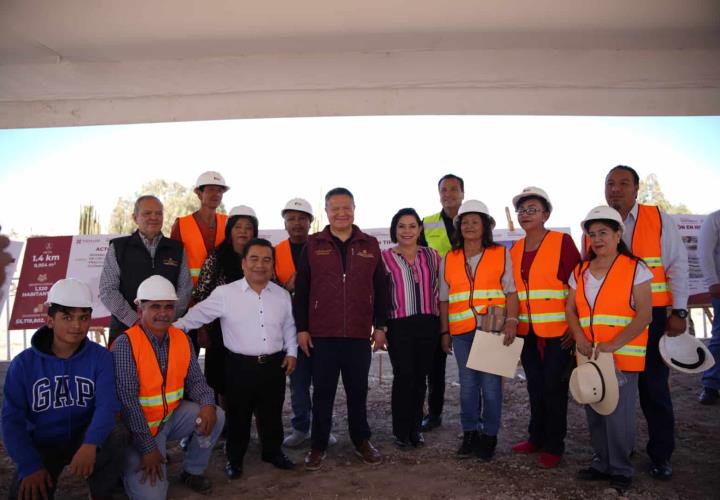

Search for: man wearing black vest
xmin=100 ymin=195 xmax=193 ymax=345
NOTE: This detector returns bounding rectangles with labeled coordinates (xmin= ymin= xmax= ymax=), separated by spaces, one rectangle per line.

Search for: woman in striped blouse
xmin=381 ymin=208 xmax=441 ymax=450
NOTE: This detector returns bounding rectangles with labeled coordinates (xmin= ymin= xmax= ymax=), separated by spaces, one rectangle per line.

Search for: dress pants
xmin=425 ymin=338 xmax=447 ymax=419
xmin=225 ymin=351 xmax=286 ymax=465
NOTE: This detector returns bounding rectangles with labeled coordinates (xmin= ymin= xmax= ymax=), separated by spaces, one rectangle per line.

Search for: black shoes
xmin=180 ymin=470 xmax=213 ymax=494
xmin=699 ymin=387 xmax=719 ymax=405
xmin=650 ymin=460 xmax=672 ymax=480
xmin=410 ymin=431 xmax=425 ymax=448
xmin=393 ymin=436 xmax=413 ymax=450
xmin=610 ymin=475 xmax=632 ymax=493
xmin=421 ymin=415 xmax=442 ymax=432
xmin=224 ymin=462 xmax=243 ymax=480
xmin=576 ymin=467 xmax=611 ymax=481
xmin=262 ymin=453 xmax=296 ymax=470
xmin=475 ymin=434 xmax=497 ymax=461
xmin=456 ymin=431 xmax=479 ymax=458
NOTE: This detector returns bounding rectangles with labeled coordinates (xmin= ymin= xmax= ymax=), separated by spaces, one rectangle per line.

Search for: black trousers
xmin=225 ymin=351 xmax=286 ymax=465
xmin=425 ymin=338 xmax=447 ymax=418
xmin=520 ymin=331 xmax=573 ymax=455
xmin=8 ymin=421 xmax=129 ymax=500
xmin=311 ymin=337 xmax=372 ymax=451
xmin=387 ymin=315 xmax=440 ymax=440
xmin=639 ymin=307 xmax=675 ymax=463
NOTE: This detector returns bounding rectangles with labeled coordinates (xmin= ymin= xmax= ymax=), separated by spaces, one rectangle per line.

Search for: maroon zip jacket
xmin=293 ymin=225 xmax=387 ymax=339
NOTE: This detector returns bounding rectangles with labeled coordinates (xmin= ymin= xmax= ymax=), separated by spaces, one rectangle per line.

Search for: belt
xmin=227 ymin=350 xmax=285 ymax=365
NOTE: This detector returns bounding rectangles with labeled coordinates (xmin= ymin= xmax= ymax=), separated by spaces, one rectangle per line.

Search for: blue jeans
xmin=289 ymin=350 xmax=312 ymax=433
xmin=123 ymin=401 xmax=225 ymax=500
xmin=452 ymin=332 xmax=503 ymax=435
xmin=702 ymin=296 xmax=720 ymax=390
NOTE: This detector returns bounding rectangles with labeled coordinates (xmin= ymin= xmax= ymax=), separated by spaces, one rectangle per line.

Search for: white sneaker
xmin=328 ymin=433 xmax=338 ymax=446
xmin=283 ymin=429 xmax=310 ymax=448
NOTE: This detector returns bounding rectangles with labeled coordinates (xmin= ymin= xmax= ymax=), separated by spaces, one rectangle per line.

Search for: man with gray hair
xmin=100 ymin=195 xmax=192 ymax=344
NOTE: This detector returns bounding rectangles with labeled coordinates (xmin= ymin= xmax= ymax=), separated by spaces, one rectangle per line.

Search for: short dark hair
xmin=516 ymin=195 xmax=550 ymax=213
xmin=325 ymin=187 xmax=355 ymax=205
xmin=608 ymin=165 xmax=640 ymax=186
xmin=389 ymin=208 xmax=423 ymax=244
xmin=452 ymin=212 xmax=496 ymax=250
xmin=438 ymin=174 xmax=464 ymax=192
xmin=47 ymin=304 xmax=92 ymax=317
xmin=240 ymin=238 xmax=275 ymax=261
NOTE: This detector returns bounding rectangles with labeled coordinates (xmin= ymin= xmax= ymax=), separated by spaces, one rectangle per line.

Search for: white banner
xmin=65 ymin=235 xmax=114 ymax=319
xmin=1 ymin=240 xmax=23 ymax=311
xmin=671 ymin=214 xmax=707 ymax=298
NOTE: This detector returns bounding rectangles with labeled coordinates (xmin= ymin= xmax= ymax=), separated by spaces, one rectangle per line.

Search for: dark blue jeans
xmin=702 ymin=296 xmax=720 ymax=390
xmin=289 ymin=350 xmax=312 ymax=433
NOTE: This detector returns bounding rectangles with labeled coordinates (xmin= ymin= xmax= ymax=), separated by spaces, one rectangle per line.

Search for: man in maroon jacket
xmin=293 ymin=187 xmax=388 ymax=471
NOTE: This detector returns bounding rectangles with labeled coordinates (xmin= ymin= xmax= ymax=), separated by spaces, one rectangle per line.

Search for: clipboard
xmin=466 ymin=329 xmax=524 ymax=378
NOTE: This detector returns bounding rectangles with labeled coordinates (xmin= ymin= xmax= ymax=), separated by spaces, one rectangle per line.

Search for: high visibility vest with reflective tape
xmin=124 ymin=324 xmax=191 ymax=436
xmin=510 ymin=231 xmax=568 ymax=338
xmin=423 ymin=212 xmax=452 ymax=257
xmin=274 ymin=239 xmax=297 ymax=286
xmin=178 ymin=213 xmax=227 ymax=286
xmin=573 ymin=255 xmax=648 ymax=371
xmin=445 ymin=246 xmax=506 ymax=335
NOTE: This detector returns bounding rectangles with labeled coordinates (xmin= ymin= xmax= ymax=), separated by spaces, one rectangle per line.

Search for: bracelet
xmin=505 ymin=317 xmax=519 ymax=323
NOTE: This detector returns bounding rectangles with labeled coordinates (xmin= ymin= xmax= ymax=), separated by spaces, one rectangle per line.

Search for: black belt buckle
xmin=257 ymin=354 xmax=268 ymax=364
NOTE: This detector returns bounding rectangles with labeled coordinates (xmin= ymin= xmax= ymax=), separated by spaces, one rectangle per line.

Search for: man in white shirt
xmin=699 ymin=209 xmax=720 ymax=405
xmin=174 ymin=238 xmax=297 ymax=480
xmin=604 ymin=165 xmax=688 ymax=480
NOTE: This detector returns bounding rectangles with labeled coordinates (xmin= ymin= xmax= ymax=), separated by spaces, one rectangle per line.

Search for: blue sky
xmin=1 ymin=115 xmax=718 ymax=239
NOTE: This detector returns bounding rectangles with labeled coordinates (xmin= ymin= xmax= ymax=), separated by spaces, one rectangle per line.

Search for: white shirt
xmin=569 ymin=260 xmax=653 ymax=308
xmin=622 ymin=203 xmax=689 ymax=309
xmin=173 ymin=278 xmax=297 ymax=357
xmin=699 ymin=210 xmax=720 ymax=288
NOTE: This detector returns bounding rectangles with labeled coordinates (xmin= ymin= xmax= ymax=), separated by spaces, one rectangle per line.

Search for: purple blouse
xmin=382 ymin=246 xmax=440 ymax=319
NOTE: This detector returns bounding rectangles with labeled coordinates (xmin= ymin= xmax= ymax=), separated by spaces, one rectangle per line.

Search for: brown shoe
xmin=354 ymin=440 xmax=382 ymax=465
xmin=304 ymin=449 xmax=326 ymax=471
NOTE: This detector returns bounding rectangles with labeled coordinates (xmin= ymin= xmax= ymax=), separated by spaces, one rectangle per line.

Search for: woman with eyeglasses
xmin=508 ymin=187 xmax=581 ymax=469
xmin=439 ymin=200 xmax=519 ymax=461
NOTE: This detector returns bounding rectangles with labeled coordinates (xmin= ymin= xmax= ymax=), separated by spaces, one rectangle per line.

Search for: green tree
xmin=78 ymin=205 xmax=101 ymax=235
xmin=638 ymin=173 xmax=690 ymax=215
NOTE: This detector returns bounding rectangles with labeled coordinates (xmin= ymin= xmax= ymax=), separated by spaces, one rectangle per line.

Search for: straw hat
xmin=569 ymin=351 xmax=619 ymax=415
xmin=659 ymin=332 xmax=714 ymax=374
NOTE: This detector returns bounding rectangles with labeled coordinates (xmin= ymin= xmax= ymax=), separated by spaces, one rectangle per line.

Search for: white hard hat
xmin=581 ymin=205 xmax=625 ymax=234
xmin=195 ymin=171 xmax=229 ymax=190
xmin=512 ymin=186 xmax=553 ymax=214
xmin=134 ymin=275 xmax=178 ymax=305
xmin=228 ymin=205 xmax=258 ymax=221
xmin=46 ymin=278 xmax=93 ymax=308
xmin=454 ymin=199 xmax=495 ymax=228
xmin=281 ymin=198 xmax=314 ymax=221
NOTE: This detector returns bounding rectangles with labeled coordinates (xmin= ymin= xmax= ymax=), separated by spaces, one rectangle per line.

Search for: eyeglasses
xmin=516 ymin=207 xmax=544 ymax=216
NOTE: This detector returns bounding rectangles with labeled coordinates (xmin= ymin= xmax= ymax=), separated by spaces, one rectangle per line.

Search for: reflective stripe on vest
xmin=510 ymin=231 xmax=570 ymax=338
xmin=178 ymin=213 xmax=227 ymax=286
xmin=573 ymin=255 xmax=648 ymax=371
xmin=445 ymin=246 xmax=506 ymax=335
xmin=120 ymin=324 xmax=191 ymax=436
xmin=274 ymin=239 xmax=297 ymax=286
xmin=423 ymin=212 xmax=452 ymax=257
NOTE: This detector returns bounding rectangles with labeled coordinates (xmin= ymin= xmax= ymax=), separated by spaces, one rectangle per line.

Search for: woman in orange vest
xmin=439 ymin=200 xmax=519 ymax=461
xmin=194 ymin=205 xmax=258 ymax=401
xmin=509 ymin=187 xmax=580 ymax=468
xmin=566 ymin=206 xmax=652 ymax=492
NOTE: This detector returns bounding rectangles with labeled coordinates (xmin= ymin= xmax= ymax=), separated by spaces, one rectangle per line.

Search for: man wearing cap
xmin=294 ymin=187 xmax=388 ymax=471
xmin=603 ymin=165 xmax=688 ymax=479
xmin=420 ymin=173 xmax=464 ymax=432
xmin=100 ymin=195 xmax=192 ymax=345
xmin=3 ymin=279 xmax=128 ymax=500
xmin=699 ymin=209 xmax=720 ymax=404
xmin=175 ymin=239 xmax=297 ymax=479
xmin=112 ymin=275 xmax=224 ymax=498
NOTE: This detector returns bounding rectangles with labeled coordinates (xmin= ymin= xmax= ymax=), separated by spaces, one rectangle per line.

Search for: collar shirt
xmin=699 ymin=209 xmax=720 ymax=288
xmin=623 ymin=202 xmax=689 ymax=309
xmin=174 ymin=278 xmax=297 ymax=357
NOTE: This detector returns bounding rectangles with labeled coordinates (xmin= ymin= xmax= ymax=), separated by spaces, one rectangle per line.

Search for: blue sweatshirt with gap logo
xmin=1 ymin=325 xmax=120 ymax=479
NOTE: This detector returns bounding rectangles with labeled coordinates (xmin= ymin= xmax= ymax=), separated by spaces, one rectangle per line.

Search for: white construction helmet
xmin=46 ymin=278 xmax=93 ymax=308
xmin=195 ymin=171 xmax=229 ymax=190
xmin=454 ymin=199 xmax=495 ymax=228
xmin=134 ymin=275 xmax=178 ymax=305
xmin=581 ymin=205 xmax=625 ymax=234
xmin=228 ymin=205 xmax=258 ymax=222
xmin=281 ymin=198 xmax=314 ymax=221
xmin=512 ymin=186 xmax=553 ymax=214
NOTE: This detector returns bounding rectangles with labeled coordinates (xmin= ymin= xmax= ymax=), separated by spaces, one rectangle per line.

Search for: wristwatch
xmin=671 ymin=309 xmax=688 ymax=319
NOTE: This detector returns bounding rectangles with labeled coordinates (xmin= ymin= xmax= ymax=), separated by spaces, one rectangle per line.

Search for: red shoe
xmin=511 ymin=440 xmax=539 ymax=454
xmin=538 ymin=452 xmax=561 ymax=469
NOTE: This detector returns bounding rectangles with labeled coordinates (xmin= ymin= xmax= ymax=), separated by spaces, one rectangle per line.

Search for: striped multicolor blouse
xmin=382 ymin=246 xmax=441 ymax=319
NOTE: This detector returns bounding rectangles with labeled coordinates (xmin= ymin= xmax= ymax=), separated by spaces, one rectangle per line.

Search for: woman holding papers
xmin=508 ymin=187 xmax=580 ymax=469
xmin=439 ymin=200 xmax=519 ymax=461
xmin=382 ymin=208 xmax=441 ymax=450
xmin=566 ymin=206 xmax=652 ymax=493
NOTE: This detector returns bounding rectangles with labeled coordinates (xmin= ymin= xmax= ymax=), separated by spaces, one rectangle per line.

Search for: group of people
xmin=2 ymin=164 xmax=717 ymax=498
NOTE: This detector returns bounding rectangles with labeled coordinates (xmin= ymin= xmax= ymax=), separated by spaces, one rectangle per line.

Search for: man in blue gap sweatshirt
xmin=2 ymin=278 xmax=128 ymax=500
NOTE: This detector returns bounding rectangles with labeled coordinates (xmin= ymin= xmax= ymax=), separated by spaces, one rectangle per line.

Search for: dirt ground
xmin=1 ymin=351 xmax=718 ymax=500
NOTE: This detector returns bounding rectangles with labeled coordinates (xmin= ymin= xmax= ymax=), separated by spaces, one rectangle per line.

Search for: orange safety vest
xmin=510 ymin=231 xmax=568 ymax=338
xmin=274 ymin=239 xmax=296 ymax=286
xmin=178 ymin=213 xmax=228 ymax=286
xmin=445 ymin=246 xmax=506 ymax=335
xmin=573 ymin=255 xmax=648 ymax=371
xmin=121 ymin=324 xmax=191 ymax=436
xmin=583 ymin=204 xmax=671 ymax=308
